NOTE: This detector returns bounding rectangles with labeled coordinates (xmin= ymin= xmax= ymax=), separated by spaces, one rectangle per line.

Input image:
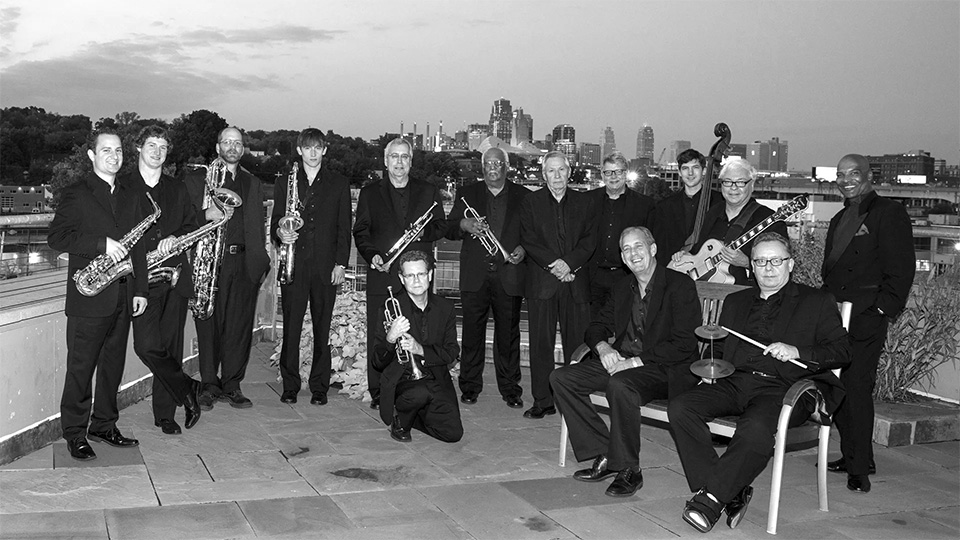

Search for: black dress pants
xmin=526 ymin=283 xmax=590 ymax=409
xmin=134 ymin=282 xmax=193 ymax=421
xmin=395 ymin=376 xmax=464 ymax=442
xmin=61 ymin=283 xmax=131 ymax=441
xmin=151 ymin=289 xmax=190 ymax=421
xmin=279 ymin=269 xmax=337 ymax=395
xmin=459 ymin=269 xmax=523 ymax=399
xmin=365 ymin=290 xmax=388 ymax=396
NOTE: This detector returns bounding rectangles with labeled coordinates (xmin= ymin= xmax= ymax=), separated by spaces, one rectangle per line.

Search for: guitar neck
xmin=708 ymin=213 xmax=784 ymax=266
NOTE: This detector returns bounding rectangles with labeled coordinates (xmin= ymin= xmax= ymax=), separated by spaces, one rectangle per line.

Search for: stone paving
xmin=1 ymin=341 xmax=957 ymax=539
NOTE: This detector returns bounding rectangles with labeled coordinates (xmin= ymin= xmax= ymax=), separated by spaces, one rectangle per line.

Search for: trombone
xmin=461 ymin=197 xmax=511 ymax=261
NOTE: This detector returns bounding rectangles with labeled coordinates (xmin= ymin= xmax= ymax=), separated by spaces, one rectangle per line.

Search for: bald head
xmin=836 ymin=153 xmax=874 ymax=200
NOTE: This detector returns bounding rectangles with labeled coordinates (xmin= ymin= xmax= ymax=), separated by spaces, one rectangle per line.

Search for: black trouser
xmin=196 ymin=253 xmax=259 ymax=394
xmin=459 ymin=269 xmax=523 ymax=399
xmin=526 ymin=283 xmax=591 ymax=409
xmin=61 ymin=283 xmax=131 ymax=441
xmin=279 ymin=268 xmax=337 ymax=395
xmin=668 ymin=371 xmax=813 ymax=504
xmin=551 ymin=356 xmax=669 ymax=470
xmin=151 ymin=289 xmax=190 ymax=422
xmin=394 ymin=376 xmax=463 ymax=443
xmin=589 ymin=266 xmax=629 ymax=321
xmin=834 ymin=311 xmax=887 ymax=476
xmin=133 ymin=282 xmax=194 ymax=421
xmin=365 ymin=290 xmax=388 ymax=397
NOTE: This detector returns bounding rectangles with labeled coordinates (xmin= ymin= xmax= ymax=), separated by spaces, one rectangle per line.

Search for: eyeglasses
xmin=720 ymin=179 xmax=752 ymax=188
xmin=602 ymin=169 xmax=627 ymax=178
xmin=401 ymin=271 xmax=429 ymax=281
xmin=751 ymin=257 xmax=791 ymax=267
xmin=484 ymin=160 xmax=503 ymax=169
xmin=388 ymin=153 xmax=411 ymax=162
xmin=219 ymin=140 xmax=243 ymax=148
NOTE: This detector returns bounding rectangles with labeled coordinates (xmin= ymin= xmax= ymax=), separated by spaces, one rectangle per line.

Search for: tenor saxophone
xmin=73 ymin=192 xmax=162 ymax=297
xmin=188 ymin=158 xmax=233 ymax=320
xmin=277 ymin=163 xmax=303 ymax=285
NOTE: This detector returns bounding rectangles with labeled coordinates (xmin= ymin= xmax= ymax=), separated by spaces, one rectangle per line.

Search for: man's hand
xmin=595 ymin=342 xmax=624 ymax=373
xmin=548 ymin=258 xmax=571 ymax=280
xmin=157 ymin=236 xmax=177 ymax=257
xmin=460 ymin=217 xmax=484 ymax=236
xmin=132 ymin=296 xmax=148 ymax=317
xmin=386 ymin=315 xmax=410 ymax=343
xmin=277 ymin=227 xmax=298 ymax=244
xmin=399 ymin=334 xmax=424 ymax=356
xmin=507 ymin=245 xmax=525 ymax=264
xmin=719 ymin=246 xmax=750 ymax=268
xmin=560 ymin=273 xmax=575 ymax=282
xmin=671 ymin=250 xmax=690 ymax=264
xmin=104 ymin=237 xmax=128 ymax=263
xmin=763 ymin=342 xmax=801 ymax=363
xmin=331 ymin=265 xmax=345 ymax=285
xmin=371 ymin=254 xmax=389 ymax=273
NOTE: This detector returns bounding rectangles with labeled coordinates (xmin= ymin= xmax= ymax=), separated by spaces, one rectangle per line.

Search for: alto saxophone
xmin=74 ymin=192 xmax=162 ymax=297
xmin=188 ymin=158 xmax=234 ymax=320
xmin=277 ymin=163 xmax=303 ymax=285
xmin=383 ymin=286 xmax=424 ymax=380
xmin=380 ymin=201 xmax=438 ymax=272
xmin=146 ymin=186 xmax=242 ymax=287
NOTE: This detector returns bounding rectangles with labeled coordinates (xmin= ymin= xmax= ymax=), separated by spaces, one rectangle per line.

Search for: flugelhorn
xmin=383 ymin=286 xmax=424 ymax=380
xmin=277 ymin=163 xmax=303 ymax=285
xmin=461 ymin=197 xmax=511 ymax=260
xmin=380 ymin=201 xmax=438 ymax=272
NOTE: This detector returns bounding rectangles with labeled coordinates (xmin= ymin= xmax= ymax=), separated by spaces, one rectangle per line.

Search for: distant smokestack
xmin=413 ymin=122 xmax=417 ymax=137
xmin=400 ymin=121 xmax=404 ymax=134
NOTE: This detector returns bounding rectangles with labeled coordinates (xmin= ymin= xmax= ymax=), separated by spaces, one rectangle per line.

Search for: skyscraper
xmin=579 ymin=142 xmax=601 ymax=166
xmin=601 ymin=126 xmax=616 ymax=157
xmin=636 ymin=125 xmax=654 ymax=160
xmin=745 ymin=137 xmax=789 ymax=172
xmin=552 ymin=124 xmax=576 ymax=144
xmin=666 ymin=140 xmax=691 ymax=165
xmin=489 ymin=98 xmax=513 ymax=143
xmin=511 ymin=108 xmax=533 ymax=146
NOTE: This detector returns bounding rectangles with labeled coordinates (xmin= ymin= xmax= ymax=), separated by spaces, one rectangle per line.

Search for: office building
xmin=636 ymin=125 xmax=654 ymax=160
xmin=489 ymin=98 xmax=513 ymax=143
xmin=665 ymin=140 xmax=691 ymax=165
xmin=552 ymin=124 xmax=576 ymax=144
xmin=579 ymin=143 xmax=601 ymax=166
xmin=511 ymin=108 xmax=533 ymax=146
xmin=601 ymin=126 xmax=616 ymax=157
xmin=746 ymin=137 xmax=789 ymax=172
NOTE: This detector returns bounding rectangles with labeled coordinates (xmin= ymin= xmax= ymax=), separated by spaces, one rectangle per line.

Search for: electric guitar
xmin=668 ymin=194 xmax=809 ymax=284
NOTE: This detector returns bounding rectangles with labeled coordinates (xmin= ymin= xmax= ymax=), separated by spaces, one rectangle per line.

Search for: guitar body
xmin=667 ymin=239 xmax=735 ymax=284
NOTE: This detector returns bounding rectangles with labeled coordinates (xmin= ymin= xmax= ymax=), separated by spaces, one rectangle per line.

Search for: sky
xmin=1 ymin=0 xmax=958 ymax=171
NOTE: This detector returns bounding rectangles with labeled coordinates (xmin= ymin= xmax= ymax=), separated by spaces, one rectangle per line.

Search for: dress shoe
xmin=573 ymin=455 xmax=616 ymax=482
xmin=826 ymin=457 xmax=876 ymax=475
xmin=390 ymin=420 xmax=412 ymax=442
xmin=682 ymin=489 xmax=723 ymax=533
xmin=460 ymin=392 xmax=478 ymax=404
xmin=220 ymin=389 xmax=253 ymax=409
xmin=310 ymin=392 xmax=327 ymax=405
xmin=183 ymin=380 xmax=202 ymax=429
xmin=725 ymin=485 xmax=753 ymax=528
xmin=370 ymin=395 xmax=380 ymax=410
xmin=154 ymin=419 xmax=182 ymax=435
xmin=606 ymin=467 xmax=644 ymax=497
xmin=523 ymin=405 xmax=556 ymax=419
xmin=503 ymin=395 xmax=524 ymax=409
xmin=198 ymin=390 xmax=216 ymax=411
xmin=88 ymin=428 xmax=139 ymax=447
xmin=847 ymin=474 xmax=871 ymax=493
xmin=280 ymin=391 xmax=298 ymax=404
xmin=67 ymin=437 xmax=97 ymax=461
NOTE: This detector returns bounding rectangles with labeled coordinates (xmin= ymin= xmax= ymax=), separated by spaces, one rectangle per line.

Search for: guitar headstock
xmin=777 ymin=194 xmax=809 ymax=219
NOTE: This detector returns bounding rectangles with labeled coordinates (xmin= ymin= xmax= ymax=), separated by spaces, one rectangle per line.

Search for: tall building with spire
xmin=636 ymin=124 xmax=654 ymax=160
xmin=489 ymin=98 xmax=513 ymax=143
xmin=601 ymin=126 xmax=616 ymax=157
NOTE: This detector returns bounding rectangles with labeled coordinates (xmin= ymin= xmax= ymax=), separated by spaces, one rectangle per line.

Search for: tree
xmin=168 ymin=110 xmax=228 ymax=172
xmin=49 ymin=146 xmax=89 ymax=209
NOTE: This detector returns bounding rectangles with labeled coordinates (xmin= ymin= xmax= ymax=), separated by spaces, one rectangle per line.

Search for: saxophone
xmin=276 ymin=163 xmax=303 ymax=285
xmin=73 ymin=192 xmax=162 ymax=297
xmin=188 ymin=158 xmax=233 ymax=320
xmin=146 ymin=186 xmax=242 ymax=287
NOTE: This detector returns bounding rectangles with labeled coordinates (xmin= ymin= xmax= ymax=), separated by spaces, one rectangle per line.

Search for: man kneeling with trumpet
xmin=373 ymin=250 xmax=463 ymax=443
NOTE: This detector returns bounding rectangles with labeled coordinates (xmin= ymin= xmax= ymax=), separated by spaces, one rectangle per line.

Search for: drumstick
xmin=720 ymin=325 xmax=808 ymax=369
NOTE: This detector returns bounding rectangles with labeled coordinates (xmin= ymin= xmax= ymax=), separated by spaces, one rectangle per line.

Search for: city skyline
xmin=1 ymin=1 xmax=957 ymax=171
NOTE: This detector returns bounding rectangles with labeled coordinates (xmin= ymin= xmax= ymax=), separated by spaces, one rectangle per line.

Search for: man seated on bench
xmin=550 ymin=226 xmax=701 ymax=497
xmin=669 ymin=232 xmax=851 ymax=533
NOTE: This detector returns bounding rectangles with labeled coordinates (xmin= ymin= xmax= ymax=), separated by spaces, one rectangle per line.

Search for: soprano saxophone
xmin=276 ymin=163 xmax=303 ymax=285
xmin=188 ymin=158 xmax=234 ymax=320
xmin=73 ymin=192 xmax=162 ymax=297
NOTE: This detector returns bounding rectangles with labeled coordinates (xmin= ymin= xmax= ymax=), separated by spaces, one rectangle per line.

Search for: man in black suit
xmin=373 ymin=251 xmax=463 ymax=443
xmin=649 ymin=149 xmax=720 ymax=266
xmin=354 ymin=138 xmax=447 ymax=410
xmin=124 ymin=125 xmax=203 ymax=435
xmin=822 ymin=153 xmax=915 ymax=493
xmin=272 ymin=128 xmax=352 ymax=406
xmin=446 ymin=147 xmax=527 ymax=408
xmin=186 ymin=126 xmax=270 ymax=410
xmin=519 ymin=151 xmax=598 ymax=419
xmin=48 ymin=127 xmax=149 ymax=460
xmin=587 ymin=151 xmax=655 ymax=319
xmin=551 ymin=226 xmax=700 ymax=497
xmin=670 ymin=232 xmax=850 ymax=533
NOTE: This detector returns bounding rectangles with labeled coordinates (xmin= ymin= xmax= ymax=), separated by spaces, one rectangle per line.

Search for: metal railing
xmin=0 ymin=213 xmax=61 ymax=280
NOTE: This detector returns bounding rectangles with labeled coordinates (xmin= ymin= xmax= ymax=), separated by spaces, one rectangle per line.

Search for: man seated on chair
xmin=669 ymin=232 xmax=851 ymax=533
xmin=373 ymin=250 xmax=463 ymax=444
xmin=550 ymin=226 xmax=701 ymax=497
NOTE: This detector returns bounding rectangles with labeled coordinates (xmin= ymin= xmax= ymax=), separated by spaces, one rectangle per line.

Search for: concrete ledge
xmin=874 ymin=398 xmax=960 ymax=447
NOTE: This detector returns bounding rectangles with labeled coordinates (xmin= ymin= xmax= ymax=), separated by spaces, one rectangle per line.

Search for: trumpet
xmin=380 ymin=201 xmax=438 ymax=272
xmin=384 ymin=286 xmax=424 ymax=380
xmin=461 ymin=197 xmax=511 ymax=261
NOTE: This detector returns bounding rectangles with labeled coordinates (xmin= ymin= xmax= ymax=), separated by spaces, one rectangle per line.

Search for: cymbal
xmin=695 ymin=324 xmax=729 ymax=340
xmin=690 ymin=358 xmax=735 ymax=379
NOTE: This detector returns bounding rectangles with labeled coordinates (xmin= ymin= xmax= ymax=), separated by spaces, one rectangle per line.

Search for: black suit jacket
xmin=372 ymin=292 xmax=459 ymax=425
xmin=587 ymin=186 xmax=655 ymax=270
xmin=353 ymin=177 xmax=446 ymax=295
xmin=446 ymin=180 xmax=528 ymax=296
xmin=693 ymin=198 xmax=787 ymax=285
xmin=519 ymin=188 xmax=598 ymax=301
xmin=48 ymin=173 xmax=148 ymax=317
xmin=184 ymin=166 xmax=270 ymax=285
xmin=822 ymin=191 xmax=915 ymax=321
xmin=719 ymin=282 xmax=851 ymax=414
xmin=584 ymin=266 xmax=701 ymax=396
xmin=649 ymin=188 xmax=721 ymax=266
xmin=270 ymin=164 xmax=352 ymax=280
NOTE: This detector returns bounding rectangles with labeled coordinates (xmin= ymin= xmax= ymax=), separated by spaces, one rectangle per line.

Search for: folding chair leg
xmin=559 ymin=415 xmax=569 ymax=467
xmin=766 ymin=404 xmax=794 ymax=535
xmin=817 ymin=425 xmax=830 ymax=512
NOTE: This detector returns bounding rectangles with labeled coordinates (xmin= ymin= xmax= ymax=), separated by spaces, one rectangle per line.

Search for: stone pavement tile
xmin=545 ymin=504 xmax=679 ymax=540
xmin=814 ymin=510 xmax=959 ymax=540
xmin=421 ymin=483 xmax=576 ymax=540
xmin=889 ymin=441 xmax=960 ymax=471
xmin=632 ymin=495 xmax=776 ymax=539
xmin=637 ymin=437 xmax=684 ymax=469
xmin=916 ymin=507 xmax=960 ymax=531
xmin=742 ymin=482 xmax=865 ymax=530
xmin=200 ymin=450 xmax=302 ymax=482
xmin=332 ymin=488 xmax=448 ymax=528
xmin=105 ymin=501 xmax=255 ymax=540
xmin=141 ymin=452 xmax=210 ymax=485
xmin=292 ymin=451 xmax=457 ymax=495
xmin=0 ymin=465 xmax=156 ymax=514
xmin=748 ymin=452 xmax=832 ymax=490
xmin=134 ymin=415 xmax=278 ymax=458
xmin=154 ymin=476 xmax=316 ymax=506
xmin=0 ymin=444 xmax=52 ymax=470
xmin=822 ymin=472 xmax=959 ymax=515
xmin=269 ymin=432 xmax=338 ymax=460
xmin=428 ymin=447 xmax=566 ymax=484
xmin=453 ymin=425 xmax=561 ymax=456
xmin=237 ymin=495 xmax=353 ymax=538
xmin=262 ymin=407 xmax=383 ymax=436
xmin=872 ymin=445 xmax=954 ymax=478
xmin=463 ymin=410 xmax=561 ymax=431
xmin=52 ymin=440 xmax=144 ymax=469
xmin=327 ymin=520 xmax=474 ymax=540
xmin=0 ymin=508 xmax=107 ymax=539
xmin=320 ymin=428 xmax=421 ymax=455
